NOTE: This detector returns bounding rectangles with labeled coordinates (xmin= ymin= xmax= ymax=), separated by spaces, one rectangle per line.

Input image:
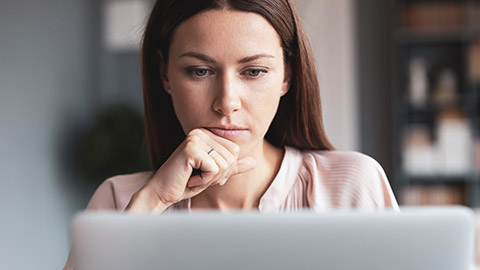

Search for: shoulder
xmin=299 ymin=150 xmax=384 ymax=190
xmin=298 ymin=149 xmax=382 ymax=175
xmin=291 ymin=148 xmax=398 ymax=209
xmin=86 ymin=171 xmax=153 ymax=211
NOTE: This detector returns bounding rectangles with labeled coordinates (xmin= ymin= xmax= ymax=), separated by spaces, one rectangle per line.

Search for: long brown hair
xmin=141 ymin=0 xmax=334 ymax=170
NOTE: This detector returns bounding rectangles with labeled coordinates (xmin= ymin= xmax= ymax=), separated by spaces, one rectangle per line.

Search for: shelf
xmin=406 ymin=101 xmax=474 ymax=112
xmin=402 ymin=174 xmax=476 ymax=183
xmin=393 ymin=0 xmax=480 ymax=207
xmin=400 ymin=99 xmax=476 ymax=119
xmin=400 ymin=0 xmax=476 ymax=3
xmin=396 ymin=30 xmax=477 ymax=44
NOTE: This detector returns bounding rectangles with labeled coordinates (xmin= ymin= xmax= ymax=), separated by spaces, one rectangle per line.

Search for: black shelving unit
xmin=392 ymin=0 xmax=480 ymax=206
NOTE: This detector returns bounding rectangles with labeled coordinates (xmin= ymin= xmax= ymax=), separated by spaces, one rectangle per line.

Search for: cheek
xmin=170 ymin=84 xmax=211 ymax=133
xmin=256 ymin=97 xmax=280 ymax=129
xmin=248 ymin=81 xmax=282 ymax=132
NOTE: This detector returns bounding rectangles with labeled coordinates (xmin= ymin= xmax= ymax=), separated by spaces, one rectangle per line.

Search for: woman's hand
xmin=126 ymin=128 xmax=256 ymax=213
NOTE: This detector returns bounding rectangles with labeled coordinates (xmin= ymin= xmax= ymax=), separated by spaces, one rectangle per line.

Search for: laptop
xmin=71 ymin=207 xmax=475 ymax=270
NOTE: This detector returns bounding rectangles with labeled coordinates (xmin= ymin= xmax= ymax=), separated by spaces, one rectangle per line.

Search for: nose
xmin=212 ymin=72 xmax=241 ymax=116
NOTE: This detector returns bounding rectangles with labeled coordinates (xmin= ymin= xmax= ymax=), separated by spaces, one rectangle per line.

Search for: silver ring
xmin=207 ymin=148 xmax=216 ymax=156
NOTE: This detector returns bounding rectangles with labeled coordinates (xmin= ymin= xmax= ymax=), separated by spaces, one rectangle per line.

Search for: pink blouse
xmin=64 ymin=147 xmax=398 ymax=269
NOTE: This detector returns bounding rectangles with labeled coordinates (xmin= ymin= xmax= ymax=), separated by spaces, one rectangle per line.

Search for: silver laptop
xmin=72 ymin=207 xmax=475 ymax=270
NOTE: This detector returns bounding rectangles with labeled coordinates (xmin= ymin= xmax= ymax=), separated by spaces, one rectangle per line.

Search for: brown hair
xmin=141 ymin=0 xmax=334 ymax=170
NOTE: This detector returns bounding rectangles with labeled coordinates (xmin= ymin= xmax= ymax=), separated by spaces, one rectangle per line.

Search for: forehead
xmin=169 ymin=9 xmax=283 ymax=58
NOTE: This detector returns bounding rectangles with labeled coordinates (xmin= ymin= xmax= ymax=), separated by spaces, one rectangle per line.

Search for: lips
xmin=206 ymin=127 xmax=248 ymax=140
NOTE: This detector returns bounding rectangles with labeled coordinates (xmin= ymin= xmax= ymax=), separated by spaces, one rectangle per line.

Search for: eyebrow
xmin=178 ymin=52 xmax=275 ymax=63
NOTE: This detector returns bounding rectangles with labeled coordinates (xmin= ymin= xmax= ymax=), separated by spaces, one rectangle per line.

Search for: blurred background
xmin=0 ymin=0 xmax=479 ymax=269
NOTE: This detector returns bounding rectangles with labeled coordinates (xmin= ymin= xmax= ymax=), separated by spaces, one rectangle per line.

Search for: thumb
xmin=232 ymin=157 xmax=256 ymax=175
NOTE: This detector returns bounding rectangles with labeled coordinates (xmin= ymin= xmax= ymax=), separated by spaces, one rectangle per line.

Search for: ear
xmin=281 ymin=63 xmax=292 ymax=96
xmin=157 ymin=49 xmax=170 ymax=93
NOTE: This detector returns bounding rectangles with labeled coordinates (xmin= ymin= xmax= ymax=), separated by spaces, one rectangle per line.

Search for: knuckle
xmin=188 ymin=129 xmax=201 ymax=136
xmin=186 ymin=133 xmax=199 ymax=143
xmin=225 ymin=154 xmax=235 ymax=166
xmin=219 ymin=159 xmax=229 ymax=170
xmin=211 ymin=166 xmax=220 ymax=175
xmin=185 ymin=136 xmax=205 ymax=152
xmin=184 ymin=141 xmax=197 ymax=154
xmin=186 ymin=129 xmax=204 ymax=142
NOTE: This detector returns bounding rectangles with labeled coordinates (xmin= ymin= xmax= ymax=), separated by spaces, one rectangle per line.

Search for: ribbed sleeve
xmin=260 ymin=148 xmax=398 ymax=212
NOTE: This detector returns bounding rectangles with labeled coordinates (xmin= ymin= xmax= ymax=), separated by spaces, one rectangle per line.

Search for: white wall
xmin=296 ymin=0 xmax=358 ymax=150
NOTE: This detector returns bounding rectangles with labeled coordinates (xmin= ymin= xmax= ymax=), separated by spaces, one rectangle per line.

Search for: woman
xmin=65 ymin=0 xmax=397 ymax=268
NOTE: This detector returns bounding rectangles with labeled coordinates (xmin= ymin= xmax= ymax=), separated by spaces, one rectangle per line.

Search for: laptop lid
xmin=72 ymin=207 xmax=474 ymax=270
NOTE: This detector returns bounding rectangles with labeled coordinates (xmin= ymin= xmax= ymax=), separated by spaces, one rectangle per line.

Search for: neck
xmin=191 ymin=140 xmax=284 ymax=211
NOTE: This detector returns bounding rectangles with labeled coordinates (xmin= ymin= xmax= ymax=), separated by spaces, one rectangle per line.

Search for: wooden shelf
xmin=403 ymin=174 xmax=476 ymax=183
xmin=393 ymin=0 xmax=480 ymax=207
xmin=396 ymin=30 xmax=480 ymax=44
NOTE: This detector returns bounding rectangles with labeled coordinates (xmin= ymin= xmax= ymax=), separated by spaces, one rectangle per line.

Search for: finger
xmin=186 ymin=174 xmax=205 ymax=188
xmin=188 ymin=151 xmax=228 ymax=187
xmin=184 ymin=184 xmax=209 ymax=198
xmin=207 ymin=150 xmax=232 ymax=185
xmin=188 ymin=150 xmax=219 ymax=186
xmin=231 ymin=157 xmax=257 ymax=175
xmin=185 ymin=129 xmax=237 ymax=187
xmin=199 ymin=128 xmax=240 ymax=157
xmin=210 ymin=157 xmax=256 ymax=187
xmin=205 ymin=139 xmax=237 ymax=168
xmin=190 ymin=128 xmax=238 ymax=169
xmin=219 ymin=177 xmax=228 ymax=186
xmin=197 ymin=130 xmax=239 ymax=180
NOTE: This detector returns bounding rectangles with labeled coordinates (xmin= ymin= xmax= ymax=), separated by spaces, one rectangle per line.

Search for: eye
xmin=243 ymin=69 xmax=267 ymax=77
xmin=188 ymin=68 xmax=211 ymax=77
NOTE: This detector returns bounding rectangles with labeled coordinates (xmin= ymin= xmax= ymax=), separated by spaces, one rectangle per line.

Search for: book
xmin=469 ymin=40 xmax=480 ymax=82
xmin=401 ymin=185 xmax=465 ymax=206
xmin=476 ymin=4 xmax=480 ymax=27
xmin=401 ymin=2 xmax=465 ymax=33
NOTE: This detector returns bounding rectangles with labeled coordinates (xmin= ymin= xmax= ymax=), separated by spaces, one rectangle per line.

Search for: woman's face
xmin=163 ymin=9 xmax=290 ymax=156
